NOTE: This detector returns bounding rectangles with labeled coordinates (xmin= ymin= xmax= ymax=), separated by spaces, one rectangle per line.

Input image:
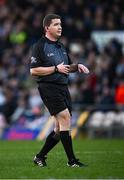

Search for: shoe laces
xmin=37 ymin=157 xmax=47 ymax=166
xmin=72 ymin=158 xmax=82 ymax=165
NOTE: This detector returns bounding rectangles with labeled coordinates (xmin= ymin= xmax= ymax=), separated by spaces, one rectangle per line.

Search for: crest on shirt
xmin=31 ymin=56 xmax=37 ymax=63
xmin=47 ymin=53 xmax=54 ymax=57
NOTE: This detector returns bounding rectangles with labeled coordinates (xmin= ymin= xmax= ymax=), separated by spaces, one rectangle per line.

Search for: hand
xmin=57 ymin=62 xmax=70 ymax=75
xmin=78 ymin=64 xmax=90 ymax=74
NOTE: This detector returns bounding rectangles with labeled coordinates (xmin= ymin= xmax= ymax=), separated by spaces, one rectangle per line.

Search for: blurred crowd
xmin=0 ymin=0 xmax=124 ymax=132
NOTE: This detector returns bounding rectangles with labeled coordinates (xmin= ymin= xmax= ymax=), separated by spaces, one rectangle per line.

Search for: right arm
xmin=30 ymin=62 xmax=70 ymax=76
xmin=30 ymin=43 xmax=56 ymax=76
xmin=30 ymin=66 xmax=56 ymax=76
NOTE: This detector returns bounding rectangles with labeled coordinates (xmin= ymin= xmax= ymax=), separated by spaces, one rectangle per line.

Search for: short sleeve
xmin=30 ymin=43 xmax=42 ymax=68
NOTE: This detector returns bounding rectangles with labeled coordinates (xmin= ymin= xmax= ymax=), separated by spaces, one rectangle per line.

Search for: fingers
xmin=80 ymin=68 xmax=89 ymax=74
xmin=58 ymin=62 xmax=70 ymax=68
xmin=57 ymin=62 xmax=70 ymax=74
xmin=64 ymin=65 xmax=70 ymax=68
xmin=78 ymin=64 xmax=90 ymax=74
xmin=83 ymin=67 xmax=89 ymax=74
xmin=63 ymin=66 xmax=70 ymax=74
xmin=64 ymin=65 xmax=70 ymax=74
xmin=78 ymin=68 xmax=82 ymax=73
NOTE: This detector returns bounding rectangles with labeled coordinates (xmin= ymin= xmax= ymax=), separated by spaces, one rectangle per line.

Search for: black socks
xmin=60 ymin=131 xmax=76 ymax=161
xmin=37 ymin=130 xmax=76 ymax=162
xmin=37 ymin=131 xmax=60 ymax=158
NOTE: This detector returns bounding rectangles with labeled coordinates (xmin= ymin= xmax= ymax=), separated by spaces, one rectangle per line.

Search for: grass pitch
xmin=0 ymin=139 xmax=124 ymax=179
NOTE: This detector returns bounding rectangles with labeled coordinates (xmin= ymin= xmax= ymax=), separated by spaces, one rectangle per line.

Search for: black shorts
xmin=38 ymin=83 xmax=72 ymax=116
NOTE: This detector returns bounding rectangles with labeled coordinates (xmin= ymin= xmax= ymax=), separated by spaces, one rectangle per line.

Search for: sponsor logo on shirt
xmin=47 ymin=53 xmax=54 ymax=57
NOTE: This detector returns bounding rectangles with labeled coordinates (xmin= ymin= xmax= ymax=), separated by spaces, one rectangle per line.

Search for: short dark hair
xmin=43 ymin=14 xmax=61 ymax=28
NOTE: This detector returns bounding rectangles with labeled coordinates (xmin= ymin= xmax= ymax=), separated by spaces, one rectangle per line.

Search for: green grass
xmin=0 ymin=139 xmax=124 ymax=179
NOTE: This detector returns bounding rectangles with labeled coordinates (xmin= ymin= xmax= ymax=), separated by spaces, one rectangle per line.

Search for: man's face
xmin=46 ymin=18 xmax=62 ymax=39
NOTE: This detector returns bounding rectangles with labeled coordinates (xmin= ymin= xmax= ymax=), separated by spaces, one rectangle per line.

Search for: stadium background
xmin=0 ymin=0 xmax=124 ymax=179
xmin=0 ymin=0 xmax=124 ymax=140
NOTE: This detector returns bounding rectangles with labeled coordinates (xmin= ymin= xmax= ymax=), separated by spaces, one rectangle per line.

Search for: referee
xmin=30 ymin=14 xmax=89 ymax=167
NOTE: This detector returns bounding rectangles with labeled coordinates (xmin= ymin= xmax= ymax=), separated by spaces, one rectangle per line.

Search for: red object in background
xmin=115 ymin=85 xmax=124 ymax=104
xmin=87 ymin=73 xmax=97 ymax=91
xmin=0 ymin=0 xmax=6 ymax=6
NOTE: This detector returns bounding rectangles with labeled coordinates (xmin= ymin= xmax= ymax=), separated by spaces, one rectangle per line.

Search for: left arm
xmin=69 ymin=63 xmax=90 ymax=74
xmin=67 ymin=53 xmax=89 ymax=74
xmin=69 ymin=64 xmax=78 ymax=72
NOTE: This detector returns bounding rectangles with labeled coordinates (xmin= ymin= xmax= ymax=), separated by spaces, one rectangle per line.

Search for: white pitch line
xmin=82 ymin=151 xmax=123 ymax=154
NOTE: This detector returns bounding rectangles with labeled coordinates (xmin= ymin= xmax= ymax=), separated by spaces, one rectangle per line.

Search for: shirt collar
xmin=43 ymin=36 xmax=59 ymax=44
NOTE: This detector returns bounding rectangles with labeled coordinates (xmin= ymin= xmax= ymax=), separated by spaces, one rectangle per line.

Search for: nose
xmin=58 ymin=24 xmax=62 ymax=29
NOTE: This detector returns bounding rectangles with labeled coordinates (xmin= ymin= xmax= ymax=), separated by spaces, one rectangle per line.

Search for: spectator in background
xmin=0 ymin=113 xmax=6 ymax=138
xmin=116 ymin=55 xmax=124 ymax=77
xmin=0 ymin=80 xmax=6 ymax=108
xmin=2 ymin=85 xmax=17 ymax=124
xmin=115 ymin=78 xmax=124 ymax=105
xmin=79 ymin=78 xmax=95 ymax=108
xmin=97 ymin=86 xmax=115 ymax=111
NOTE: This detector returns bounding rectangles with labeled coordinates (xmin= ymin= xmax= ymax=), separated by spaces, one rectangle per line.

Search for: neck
xmin=45 ymin=33 xmax=58 ymax=42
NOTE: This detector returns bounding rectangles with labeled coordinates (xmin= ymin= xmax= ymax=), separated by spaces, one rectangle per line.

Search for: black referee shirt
xmin=30 ymin=36 xmax=72 ymax=85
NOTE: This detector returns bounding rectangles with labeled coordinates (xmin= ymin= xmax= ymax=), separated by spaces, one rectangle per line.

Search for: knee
xmin=55 ymin=109 xmax=71 ymax=131
xmin=58 ymin=110 xmax=71 ymax=121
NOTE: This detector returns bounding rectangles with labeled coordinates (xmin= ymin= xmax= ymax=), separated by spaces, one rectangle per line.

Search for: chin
xmin=56 ymin=34 xmax=61 ymax=39
xmin=57 ymin=32 xmax=62 ymax=37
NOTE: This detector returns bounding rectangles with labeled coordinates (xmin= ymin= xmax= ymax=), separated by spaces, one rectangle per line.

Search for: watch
xmin=55 ymin=65 xmax=58 ymax=72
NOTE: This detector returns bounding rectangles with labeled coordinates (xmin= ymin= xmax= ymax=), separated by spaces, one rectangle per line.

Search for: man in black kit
xmin=30 ymin=14 xmax=89 ymax=167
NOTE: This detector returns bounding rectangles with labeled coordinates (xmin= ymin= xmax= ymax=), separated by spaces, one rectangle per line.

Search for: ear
xmin=45 ymin=26 xmax=49 ymax=31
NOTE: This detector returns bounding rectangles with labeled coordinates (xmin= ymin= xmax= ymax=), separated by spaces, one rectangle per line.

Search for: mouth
xmin=58 ymin=30 xmax=62 ymax=33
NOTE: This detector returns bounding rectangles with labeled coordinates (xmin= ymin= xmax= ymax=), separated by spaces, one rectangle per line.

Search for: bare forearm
xmin=30 ymin=66 xmax=55 ymax=76
xmin=69 ymin=64 xmax=78 ymax=72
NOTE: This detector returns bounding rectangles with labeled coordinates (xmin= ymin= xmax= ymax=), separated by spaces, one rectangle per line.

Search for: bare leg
xmin=36 ymin=116 xmax=60 ymax=158
xmin=55 ymin=108 xmax=76 ymax=161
